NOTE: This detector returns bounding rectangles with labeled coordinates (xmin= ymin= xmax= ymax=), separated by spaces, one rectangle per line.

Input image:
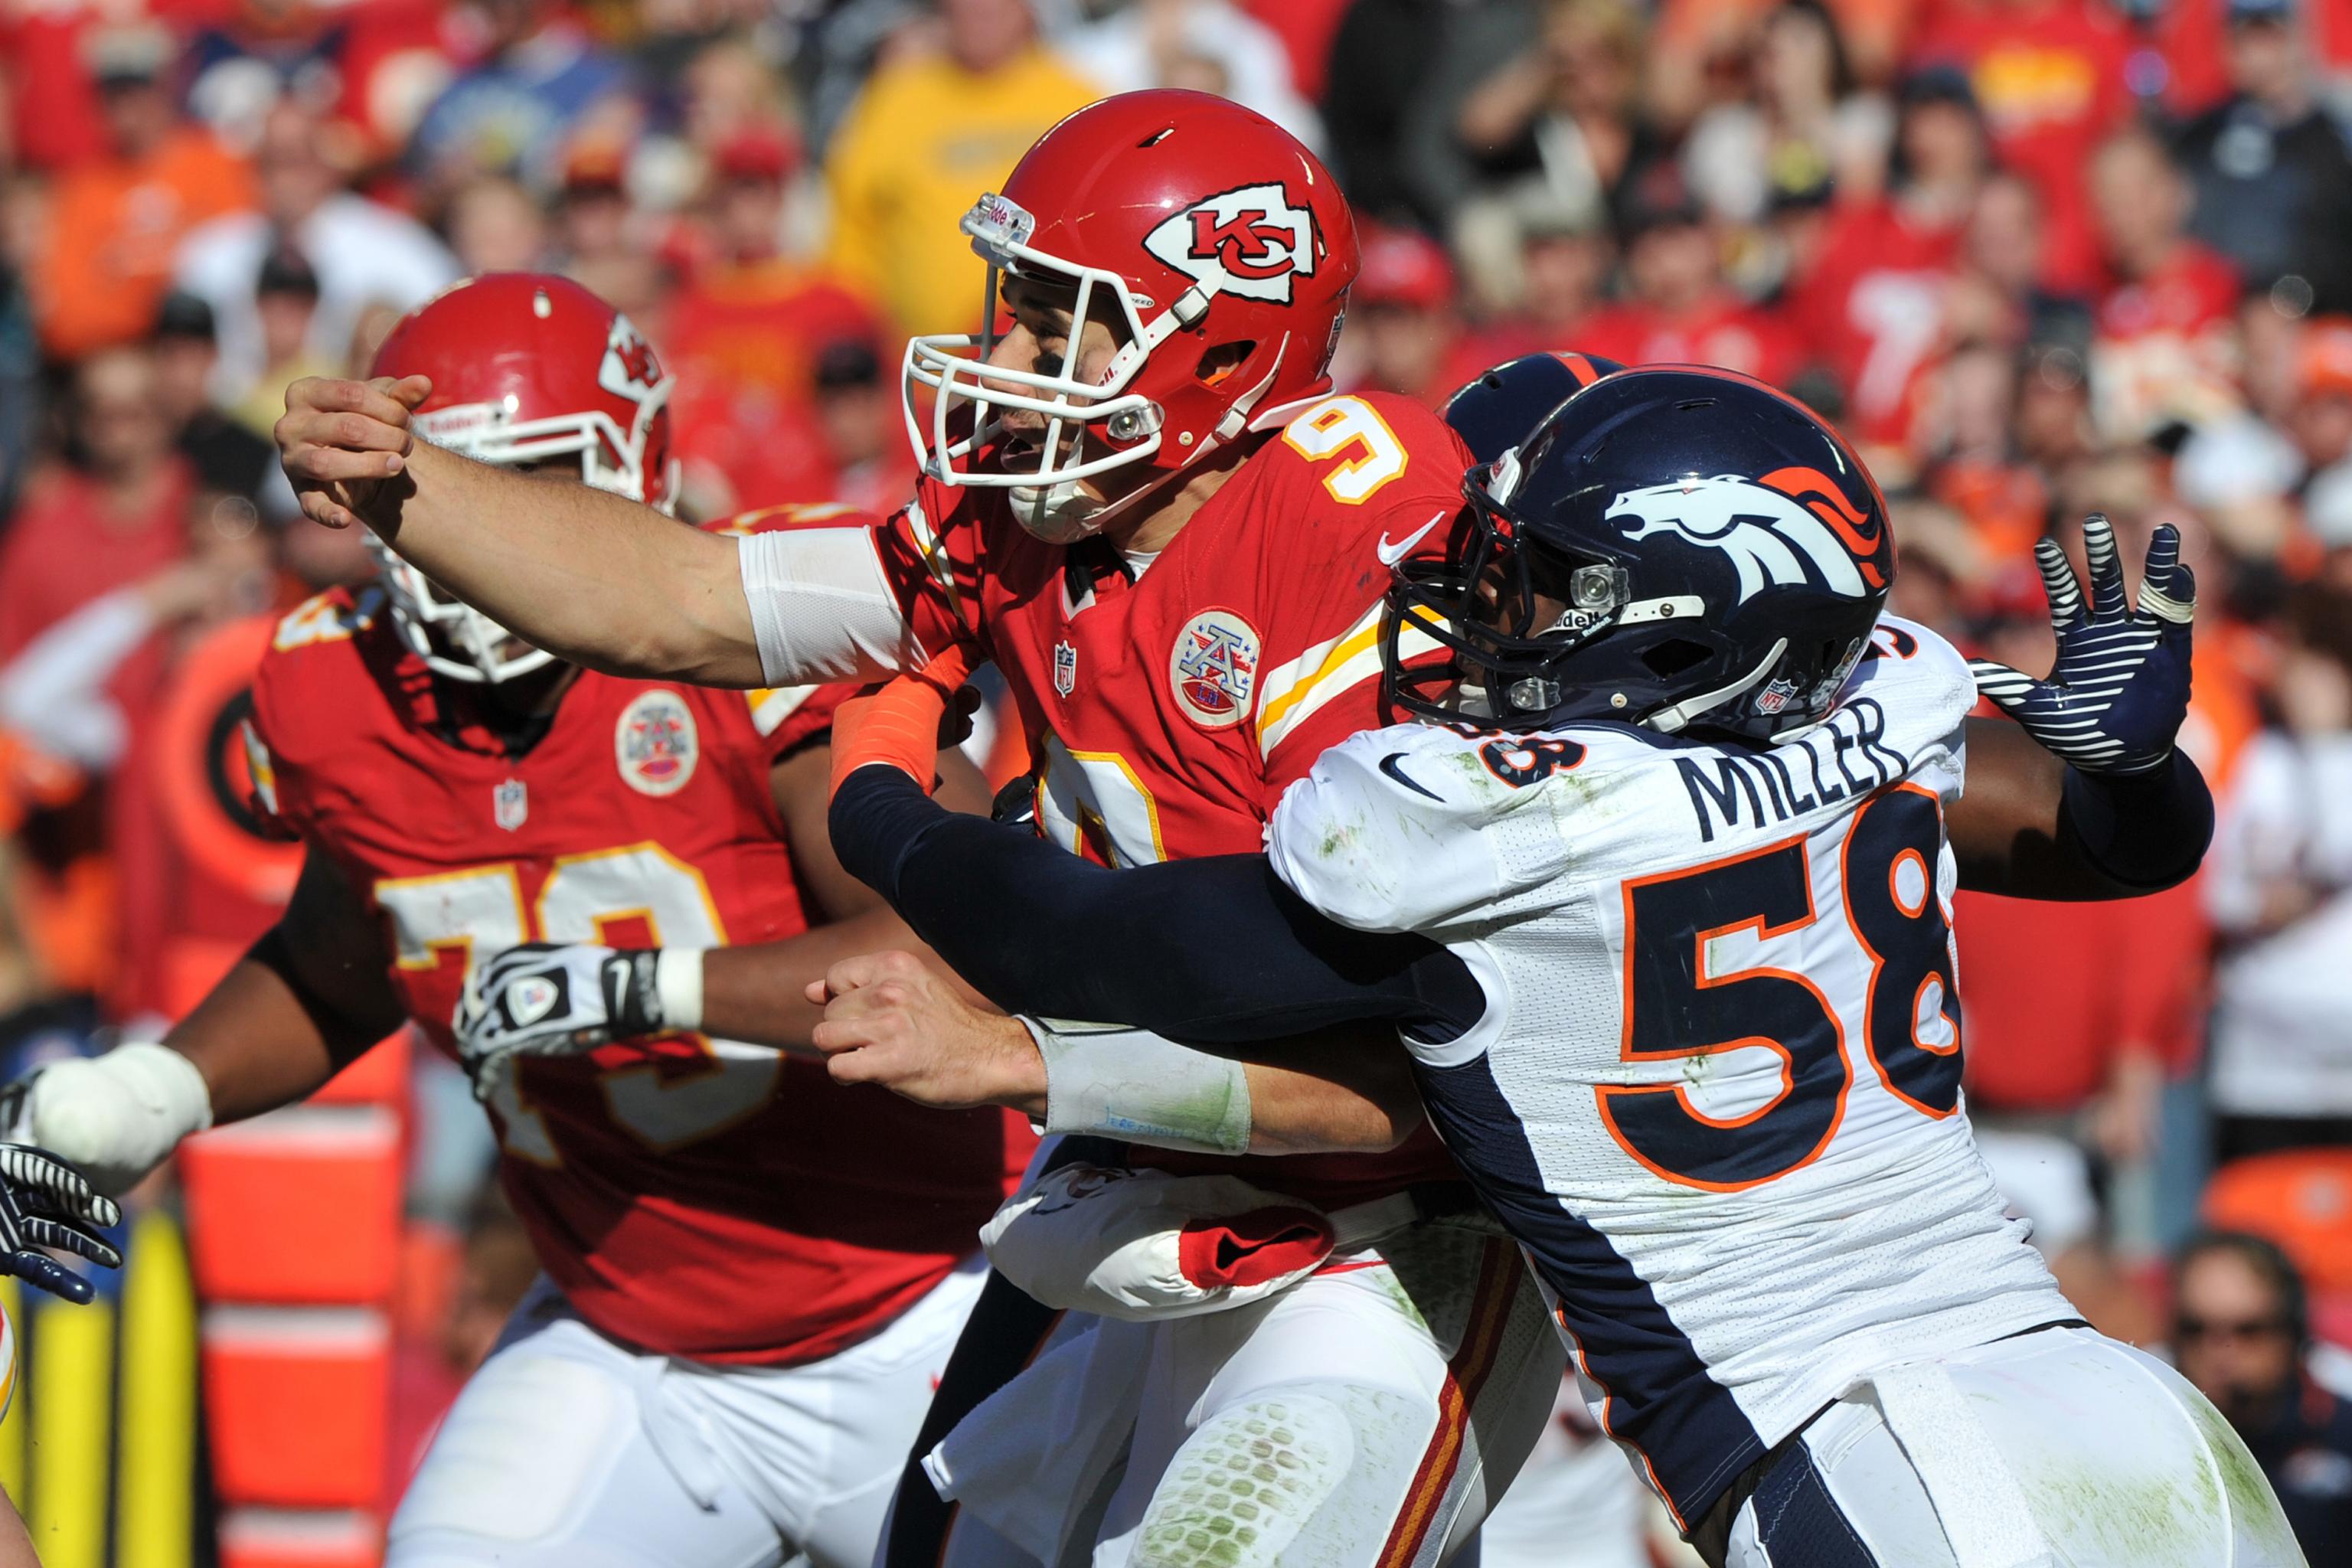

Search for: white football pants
xmin=1723 ymin=1325 xmax=2308 ymax=1568
xmin=926 ymin=1220 xmax=1565 ymax=1568
xmin=386 ymin=1259 xmax=987 ymax=1568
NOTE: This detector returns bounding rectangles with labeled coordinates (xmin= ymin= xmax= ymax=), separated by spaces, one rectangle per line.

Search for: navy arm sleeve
xmin=828 ymin=767 xmax=1486 ymax=1045
xmin=2057 ymin=749 xmax=2215 ymax=893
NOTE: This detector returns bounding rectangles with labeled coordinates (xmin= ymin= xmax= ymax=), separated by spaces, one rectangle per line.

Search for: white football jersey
xmin=1266 ymin=616 xmax=2074 ymax=1530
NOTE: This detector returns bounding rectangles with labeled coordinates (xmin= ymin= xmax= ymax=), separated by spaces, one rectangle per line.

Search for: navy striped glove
xmin=1969 ymin=516 xmax=2195 ymax=774
xmin=0 ymin=1145 xmax=122 ymax=1305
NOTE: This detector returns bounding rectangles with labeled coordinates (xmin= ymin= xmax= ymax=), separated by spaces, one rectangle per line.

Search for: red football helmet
xmin=369 ymin=273 xmax=678 ymax=683
xmin=903 ymin=90 xmax=1360 ymax=539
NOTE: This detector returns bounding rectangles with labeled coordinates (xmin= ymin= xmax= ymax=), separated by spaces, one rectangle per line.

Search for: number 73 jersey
xmin=1266 ymin=616 xmax=2075 ymax=1530
xmin=243 ymin=581 xmax=1014 ymax=1369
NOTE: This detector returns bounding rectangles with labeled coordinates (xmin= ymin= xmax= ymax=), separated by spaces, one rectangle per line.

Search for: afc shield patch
xmin=1169 ymin=609 xmax=1261 ymax=730
xmin=616 ymin=690 xmax=699 ymax=796
xmin=1054 ymin=639 xmax=1079 ymax=698
xmin=493 ymin=777 xmax=529 ymax=831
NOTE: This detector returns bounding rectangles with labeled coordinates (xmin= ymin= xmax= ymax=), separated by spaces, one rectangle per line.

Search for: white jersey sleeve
xmin=735 ymin=526 xmax=923 ymax=685
xmin=1267 ymin=722 xmax=1586 ymax=933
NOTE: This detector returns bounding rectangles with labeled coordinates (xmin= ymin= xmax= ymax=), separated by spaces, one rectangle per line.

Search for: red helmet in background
xmin=903 ymin=90 xmax=1360 ymax=542
xmin=368 ymin=273 xmax=678 ymax=683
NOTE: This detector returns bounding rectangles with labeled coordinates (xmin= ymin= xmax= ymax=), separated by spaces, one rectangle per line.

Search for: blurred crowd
xmin=7 ymin=0 xmax=2352 ymax=1553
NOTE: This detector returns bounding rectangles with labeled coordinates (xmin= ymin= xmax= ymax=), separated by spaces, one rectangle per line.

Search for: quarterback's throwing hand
xmin=0 ymin=1145 xmax=121 ymax=1305
xmin=275 ymin=374 xmax=431 ymax=532
xmin=1969 ymin=515 xmax=2195 ymax=773
xmin=811 ymin=952 xmax=1045 ymax=1115
xmin=456 ymin=942 xmax=662 ymax=1102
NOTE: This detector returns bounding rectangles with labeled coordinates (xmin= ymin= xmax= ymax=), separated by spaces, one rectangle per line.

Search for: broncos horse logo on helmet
xmin=1608 ymin=469 xmax=1883 ymax=603
xmin=1386 ymin=364 xmax=1894 ymax=743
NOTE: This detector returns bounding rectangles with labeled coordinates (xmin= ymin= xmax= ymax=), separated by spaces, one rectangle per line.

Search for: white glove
xmin=0 ymin=1043 xmax=214 ymax=1197
xmin=455 ymin=943 xmax=704 ymax=1103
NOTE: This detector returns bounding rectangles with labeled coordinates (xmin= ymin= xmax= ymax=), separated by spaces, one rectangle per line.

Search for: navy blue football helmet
xmin=1385 ymin=365 xmax=1896 ymax=743
xmin=1441 ymin=351 xmax=1624 ymax=466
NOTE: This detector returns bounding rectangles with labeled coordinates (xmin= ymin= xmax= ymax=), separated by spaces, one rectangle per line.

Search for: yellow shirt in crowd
xmin=825 ymin=46 xmax=1103 ymax=338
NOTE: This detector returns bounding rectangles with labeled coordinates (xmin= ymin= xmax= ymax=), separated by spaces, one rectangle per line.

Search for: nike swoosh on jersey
xmin=1375 ymin=511 xmax=1448 ymax=568
xmin=1378 ymin=751 xmax=1443 ymax=802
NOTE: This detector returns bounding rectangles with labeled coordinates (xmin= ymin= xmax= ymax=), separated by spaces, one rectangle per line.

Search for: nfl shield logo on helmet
xmin=1169 ymin=609 xmax=1260 ymax=730
xmin=493 ymin=778 xmax=528 ymax=831
xmin=1143 ymin=184 xmax=1318 ymax=305
xmin=616 ymin=690 xmax=699 ymax=796
xmin=1054 ymin=639 xmax=1078 ymax=698
xmin=1753 ymin=677 xmax=1802 ymax=717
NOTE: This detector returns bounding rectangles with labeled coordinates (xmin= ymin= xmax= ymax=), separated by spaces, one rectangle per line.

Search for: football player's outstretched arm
xmin=691 ymin=739 xmax=1001 ymax=1046
xmin=1949 ymin=518 xmax=2213 ymax=900
xmin=451 ymin=740 xmax=1001 ymax=1089
xmin=3 ymin=850 xmax=403 ymax=1195
xmin=276 ymin=376 xmax=768 ymax=687
xmin=811 ymin=952 xmax=1427 ymax=1156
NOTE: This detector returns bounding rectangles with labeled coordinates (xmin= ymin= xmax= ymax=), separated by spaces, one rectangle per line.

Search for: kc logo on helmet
xmin=1144 ymin=184 xmax=1318 ymax=304
xmin=598 ymin=315 xmax=665 ymax=403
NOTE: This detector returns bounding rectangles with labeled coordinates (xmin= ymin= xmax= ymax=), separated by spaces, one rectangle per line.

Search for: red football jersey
xmin=243 ymin=561 xmax=1014 ymax=1366
xmin=876 ymin=390 xmax=1475 ymax=1207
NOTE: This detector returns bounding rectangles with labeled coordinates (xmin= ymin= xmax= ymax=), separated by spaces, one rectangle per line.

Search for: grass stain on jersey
xmin=2190 ymin=1392 xmax=2304 ymax=1561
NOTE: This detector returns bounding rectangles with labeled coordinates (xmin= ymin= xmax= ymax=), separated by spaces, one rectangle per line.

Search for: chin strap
xmin=1645 ymin=638 xmax=1788 ymax=735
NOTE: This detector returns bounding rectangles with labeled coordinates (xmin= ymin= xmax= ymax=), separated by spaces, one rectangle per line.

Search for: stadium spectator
xmin=445 ymin=175 xmax=554 ymax=276
xmin=824 ymin=0 xmax=1100 ymax=334
xmin=1681 ymin=0 xmax=1893 ymax=226
xmin=1063 ymin=0 xmax=1322 ymax=150
xmin=809 ymin=337 xmax=916 ymax=517
xmin=667 ymin=122 xmax=884 ymax=518
xmin=2174 ymin=0 xmax=2352 ymax=316
xmin=229 ymin=245 xmax=338 ymax=439
xmin=2086 ymin=127 xmax=2244 ymax=444
xmin=0 ymin=348 xmax=191 ymax=668
xmin=1910 ymin=0 xmax=2133 ymax=294
xmin=32 ymin=23 xmax=256 ymax=363
xmin=1320 ymin=0 xmax=1534 ymax=230
xmin=1785 ymin=66 xmax=1992 ymax=451
xmin=1577 ymin=162 xmax=1803 ymax=383
xmin=2287 ymin=319 xmax=2352 ymax=490
xmin=1452 ymin=0 xmax=1667 ymax=243
xmin=2203 ymin=586 xmax=2352 ymax=1161
xmin=1457 ymin=190 xmax=1615 ymax=348
xmin=2175 ymin=1232 xmax=2352 ymax=1559
xmin=405 ymin=0 xmax=636 ymax=196
xmin=550 ymin=140 xmax=661 ymax=316
xmin=173 ymin=101 xmax=459 ymax=407
xmin=1341 ymin=225 xmax=1475 ymax=406
xmin=151 ymin=292 xmax=279 ymax=518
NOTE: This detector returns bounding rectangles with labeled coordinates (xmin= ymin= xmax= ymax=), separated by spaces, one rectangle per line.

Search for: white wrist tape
xmin=1025 ymin=1018 xmax=1253 ymax=1157
xmin=654 ymin=949 xmax=705 ymax=1033
xmin=23 ymin=1043 xmax=214 ymax=1197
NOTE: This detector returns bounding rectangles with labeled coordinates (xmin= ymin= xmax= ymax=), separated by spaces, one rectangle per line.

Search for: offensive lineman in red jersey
xmin=4 ymin=274 xmax=1026 ymax=1568
xmin=272 ymin=93 xmax=2149 ymax=1568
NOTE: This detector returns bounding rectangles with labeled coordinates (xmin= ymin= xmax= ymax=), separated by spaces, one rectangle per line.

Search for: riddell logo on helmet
xmin=1143 ymin=183 xmax=1318 ymax=304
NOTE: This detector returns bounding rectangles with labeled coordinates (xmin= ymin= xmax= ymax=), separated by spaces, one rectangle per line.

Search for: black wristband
xmin=2057 ymin=749 xmax=2214 ymax=893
